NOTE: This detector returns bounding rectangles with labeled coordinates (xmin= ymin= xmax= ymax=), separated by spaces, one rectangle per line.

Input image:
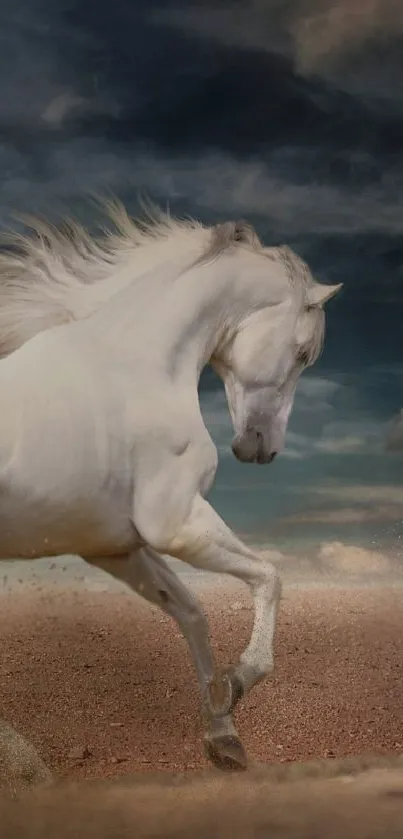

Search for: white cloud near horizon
xmin=280 ymin=504 xmax=403 ymax=525
xmin=303 ymin=482 xmax=403 ymax=504
xmin=252 ymin=541 xmax=397 ymax=577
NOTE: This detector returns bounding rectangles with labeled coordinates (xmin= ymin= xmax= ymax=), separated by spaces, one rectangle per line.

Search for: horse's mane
xmin=0 ymin=199 xmax=203 ymax=289
xmin=0 ymin=199 xmax=266 ymax=357
xmin=0 ymin=197 xmax=317 ymax=359
xmin=0 ymin=200 xmax=198 ymax=356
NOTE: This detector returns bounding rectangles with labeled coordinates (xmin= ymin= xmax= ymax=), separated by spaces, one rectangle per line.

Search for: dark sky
xmin=1 ymin=0 xmax=403 ymax=556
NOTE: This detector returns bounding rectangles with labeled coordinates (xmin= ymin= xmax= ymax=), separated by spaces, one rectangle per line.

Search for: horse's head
xmin=211 ymin=245 xmax=342 ymax=464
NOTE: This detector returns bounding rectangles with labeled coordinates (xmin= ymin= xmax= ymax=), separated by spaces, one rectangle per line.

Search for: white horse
xmin=0 ymin=205 xmax=342 ymax=770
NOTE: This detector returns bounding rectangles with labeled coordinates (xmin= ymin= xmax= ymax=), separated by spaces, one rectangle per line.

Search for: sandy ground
xmin=1 ymin=580 xmax=403 ymax=780
xmin=3 ymin=763 xmax=403 ymax=839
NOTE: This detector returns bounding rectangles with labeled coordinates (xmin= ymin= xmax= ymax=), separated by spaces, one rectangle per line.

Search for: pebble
xmin=68 ymin=745 xmax=92 ymax=761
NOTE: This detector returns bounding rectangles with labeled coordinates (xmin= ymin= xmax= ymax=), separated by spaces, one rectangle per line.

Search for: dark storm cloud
xmin=1 ymin=0 xmax=403 ymax=317
xmin=1 ymin=0 xmax=403 ymax=232
xmin=154 ymin=0 xmax=403 ymax=104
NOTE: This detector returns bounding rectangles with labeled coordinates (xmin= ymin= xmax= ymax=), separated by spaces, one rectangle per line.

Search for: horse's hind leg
xmin=84 ymin=550 xmax=247 ymax=772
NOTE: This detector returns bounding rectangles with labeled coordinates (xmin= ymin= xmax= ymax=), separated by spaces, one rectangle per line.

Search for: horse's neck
xmin=76 ymin=229 xmax=209 ymax=317
xmin=88 ymin=254 xmax=240 ymax=385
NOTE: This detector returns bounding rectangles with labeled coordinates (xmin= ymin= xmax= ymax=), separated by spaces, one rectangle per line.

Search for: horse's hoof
xmin=204 ymin=734 xmax=248 ymax=772
xmin=207 ymin=668 xmax=244 ymax=716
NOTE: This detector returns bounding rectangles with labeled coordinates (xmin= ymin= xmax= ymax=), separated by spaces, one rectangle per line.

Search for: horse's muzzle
xmin=231 ymin=431 xmax=277 ymax=465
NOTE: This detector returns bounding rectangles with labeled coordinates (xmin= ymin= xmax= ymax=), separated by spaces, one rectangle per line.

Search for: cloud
xmin=278 ymin=480 xmax=403 ymax=529
xmin=2 ymin=0 xmax=403 ymax=248
xmin=198 ymin=375 xmax=344 ymax=461
xmin=281 ymin=446 xmax=307 ymax=460
xmin=294 ymin=375 xmax=341 ymax=414
xmin=289 ymin=0 xmax=403 ymax=81
xmin=246 ymin=540 xmax=396 ymax=578
xmin=317 ymin=541 xmax=391 ymax=575
xmin=283 ymin=427 xmax=384 ymax=459
xmin=41 ymin=92 xmax=120 ymax=129
xmin=41 ymin=93 xmax=88 ymax=128
xmin=154 ymin=0 xmax=403 ymax=102
xmin=385 ymin=408 xmax=403 ymax=451
xmin=281 ymin=431 xmax=312 ymax=459
xmin=143 ymin=150 xmax=403 ymax=239
xmin=281 ymin=504 xmax=403 ymax=524
xmin=314 ymin=434 xmax=366 ymax=454
xmin=3 ymin=138 xmax=403 ymax=243
xmin=199 ymin=374 xmax=387 ymax=462
xmin=313 ymin=417 xmax=384 ymax=454
xmin=0 ymin=3 xmax=119 ymax=132
xmin=297 ymin=376 xmax=341 ymax=399
xmin=304 ymin=482 xmax=403 ymax=504
xmin=286 ymin=368 xmax=403 ymax=460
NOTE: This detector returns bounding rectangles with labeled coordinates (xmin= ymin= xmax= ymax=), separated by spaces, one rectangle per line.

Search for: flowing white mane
xmin=0 ymin=197 xmax=318 ymax=359
xmin=0 ymin=201 xmax=261 ymax=357
xmin=0 ymin=201 xmax=199 ymax=354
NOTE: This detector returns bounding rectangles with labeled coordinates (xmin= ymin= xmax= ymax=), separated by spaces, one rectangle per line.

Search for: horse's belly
xmin=0 ymin=490 xmax=135 ymax=560
xmin=0 ymin=399 xmax=136 ymax=558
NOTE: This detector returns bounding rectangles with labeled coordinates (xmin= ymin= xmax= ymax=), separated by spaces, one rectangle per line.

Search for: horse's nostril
xmin=269 ymin=451 xmax=277 ymax=463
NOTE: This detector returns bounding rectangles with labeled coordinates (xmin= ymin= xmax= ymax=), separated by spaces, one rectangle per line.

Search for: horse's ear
xmin=307 ymin=283 xmax=343 ymax=308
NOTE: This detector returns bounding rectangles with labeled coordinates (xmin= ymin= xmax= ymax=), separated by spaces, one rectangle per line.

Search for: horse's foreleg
xmin=84 ymin=550 xmax=247 ymax=772
xmin=162 ymin=495 xmax=282 ymax=713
